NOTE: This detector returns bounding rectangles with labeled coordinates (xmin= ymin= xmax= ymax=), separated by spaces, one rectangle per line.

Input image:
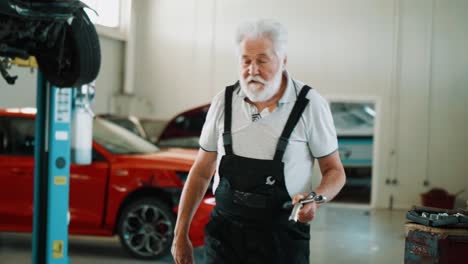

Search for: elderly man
xmin=172 ymin=19 xmax=346 ymax=264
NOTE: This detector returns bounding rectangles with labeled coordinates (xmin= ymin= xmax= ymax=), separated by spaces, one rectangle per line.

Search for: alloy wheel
xmin=121 ymin=203 xmax=174 ymax=258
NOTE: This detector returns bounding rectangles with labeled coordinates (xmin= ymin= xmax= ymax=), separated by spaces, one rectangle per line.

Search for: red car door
xmin=0 ymin=115 xmax=110 ymax=234
xmin=68 ymin=148 xmax=110 ymax=233
xmin=0 ymin=117 xmax=35 ymax=230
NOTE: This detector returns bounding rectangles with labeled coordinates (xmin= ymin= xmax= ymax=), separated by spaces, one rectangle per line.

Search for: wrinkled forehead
xmin=239 ymin=36 xmax=277 ymax=58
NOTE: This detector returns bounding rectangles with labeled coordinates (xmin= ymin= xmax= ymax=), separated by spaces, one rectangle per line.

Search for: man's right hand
xmin=171 ymin=235 xmax=194 ymax=264
xmin=172 ymin=149 xmax=217 ymax=264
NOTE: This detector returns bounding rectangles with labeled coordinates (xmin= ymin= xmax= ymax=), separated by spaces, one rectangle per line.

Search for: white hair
xmin=235 ymin=19 xmax=288 ymax=59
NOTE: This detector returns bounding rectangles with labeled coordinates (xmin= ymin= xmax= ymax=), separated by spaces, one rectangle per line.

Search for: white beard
xmin=240 ymin=65 xmax=284 ymax=102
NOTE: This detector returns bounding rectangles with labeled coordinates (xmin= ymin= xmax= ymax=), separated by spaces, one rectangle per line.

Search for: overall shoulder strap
xmin=273 ymin=85 xmax=312 ymax=161
xmin=223 ymin=81 xmax=238 ymax=155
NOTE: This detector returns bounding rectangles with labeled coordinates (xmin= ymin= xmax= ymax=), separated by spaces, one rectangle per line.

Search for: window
xmin=0 ymin=120 xmax=8 ymax=154
xmin=92 ymin=149 xmax=106 ymax=162
xmin=81 ymin=0 xmax=131 ymax=40
xmin=93 ymin=118 xmax=159 ymax=155
xmin=8 ymin=118 xmax=36 ymax=156
xmin=81 ymin=0 xmax=121 ymax=28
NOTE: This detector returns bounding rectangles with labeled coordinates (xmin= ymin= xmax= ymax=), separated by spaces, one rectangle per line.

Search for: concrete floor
xmin=0 ymin=206 xmax=407 ymax=264
xmin=309 ymin=205 xmax=406 ymax=264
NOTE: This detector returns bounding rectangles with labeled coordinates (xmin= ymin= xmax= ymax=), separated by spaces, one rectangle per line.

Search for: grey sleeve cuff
xmin=200 ymin=145 xmax=217 ymax=152
xmin=314 ymin=148 xmax=338 ymax=159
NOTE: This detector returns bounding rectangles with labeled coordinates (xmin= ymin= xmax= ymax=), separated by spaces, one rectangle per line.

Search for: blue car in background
xmin=330 ymin=102 xmax=374 ymax=203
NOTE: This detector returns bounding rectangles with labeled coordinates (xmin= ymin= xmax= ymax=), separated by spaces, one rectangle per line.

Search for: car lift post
xmin=32 ymin=71 xmax=72 ymax=264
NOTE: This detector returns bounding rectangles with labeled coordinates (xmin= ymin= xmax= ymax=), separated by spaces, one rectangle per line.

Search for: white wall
xmin=423 ymin=0 xmax=468 ymax=205
xmin=132 ymin=0 xmax=468 ymax=209
xmin=0 ymin=36 xmax=124 ymax=114
xmin=0 ymin=66 xmax=38 ymax=108
xmin=130 ymin=0 xmax=216 ymax=118
xmin=94 ymin=36 xmax=125 ymax=113
xmin=383 ymin=0 xmax=468 ymax=209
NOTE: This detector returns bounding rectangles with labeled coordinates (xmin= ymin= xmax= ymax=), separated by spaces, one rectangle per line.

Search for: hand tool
xmin=287 ymin=191 xmax=327 ymax=222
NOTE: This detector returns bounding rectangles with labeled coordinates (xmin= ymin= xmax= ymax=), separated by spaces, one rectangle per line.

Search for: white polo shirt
xmin=199 ymin=71 xmax=338 ymax=197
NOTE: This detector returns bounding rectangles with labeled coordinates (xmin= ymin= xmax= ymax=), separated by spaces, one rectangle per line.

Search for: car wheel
xmin=36 ymin=9 xmax=101 ymax=87
xmin=117 ymin=198 xmax=175 ymax=260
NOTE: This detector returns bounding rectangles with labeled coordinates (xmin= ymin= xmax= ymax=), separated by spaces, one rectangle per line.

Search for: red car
xmin=153 ymin=104 xmax=210 ymax=149
xmin=0 ymin=108 xmax=214 ymax=259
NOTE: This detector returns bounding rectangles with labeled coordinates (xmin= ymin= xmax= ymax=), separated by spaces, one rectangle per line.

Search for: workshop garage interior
xmin=0 ymin=0 xmax=467 ymax=264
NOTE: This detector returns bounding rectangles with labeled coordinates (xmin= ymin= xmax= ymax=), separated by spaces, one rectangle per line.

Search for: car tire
xmin=36 ymin=9 xmax=100 ymax=87
xmin=117 ymin=198 xmax=176 ymax=260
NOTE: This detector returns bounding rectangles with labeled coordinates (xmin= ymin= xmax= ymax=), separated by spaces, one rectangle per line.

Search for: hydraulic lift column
xmin=32 ymin=72 xmax=72 ymax=264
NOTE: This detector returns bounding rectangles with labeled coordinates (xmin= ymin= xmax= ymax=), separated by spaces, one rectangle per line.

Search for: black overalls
xmin=204 ymin=83 xmax=312 ymax=264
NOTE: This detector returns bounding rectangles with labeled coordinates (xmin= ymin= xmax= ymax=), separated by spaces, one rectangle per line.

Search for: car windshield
xmin=330 ymin=102 xmax=375 ymax=136
xmin=107 ymin=118 xmax=142 ymax=136
xmin=93 ymin=118 xmax=159 ymax=155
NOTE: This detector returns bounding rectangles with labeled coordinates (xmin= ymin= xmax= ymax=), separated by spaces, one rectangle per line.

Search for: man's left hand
xmin=292 ymin=193 xmax=318 ymax=223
